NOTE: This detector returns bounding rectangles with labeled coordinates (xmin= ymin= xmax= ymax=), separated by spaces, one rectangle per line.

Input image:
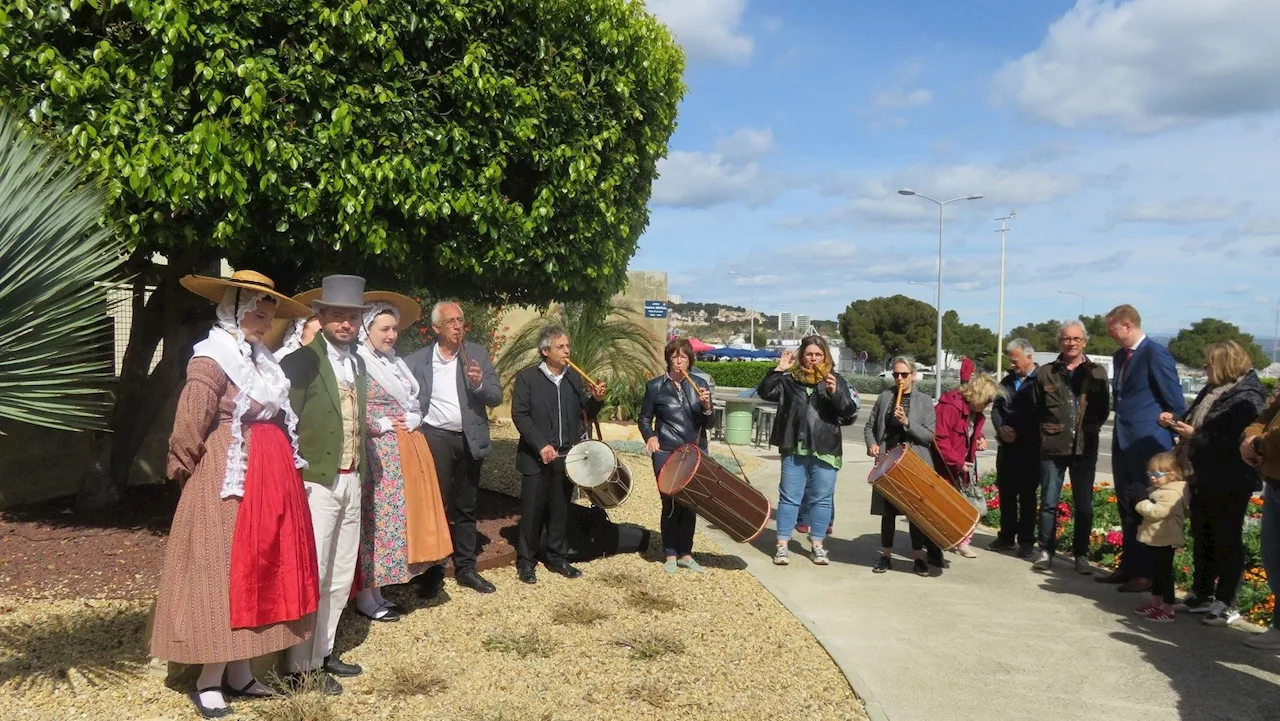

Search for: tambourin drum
xmin=564 ymin=440 xmax=633 ymax=509
xmin=868 ymin=445 xmax=979 ymax=550
xmin=657 ymin=444 xmax=771 ymax=543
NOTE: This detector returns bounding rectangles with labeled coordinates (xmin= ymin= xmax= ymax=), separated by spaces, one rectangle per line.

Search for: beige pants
xmin=287 ymin=472 xmax=361 ymax=673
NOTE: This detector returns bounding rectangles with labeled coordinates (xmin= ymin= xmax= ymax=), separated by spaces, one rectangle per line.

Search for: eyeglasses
xmin=437 ymin=318 xmax=465 ymax=327
xmin=892 ymin=372 xmax=912 ymax=378
xmin=1061 ymin=337 xmax=1084 ymax=344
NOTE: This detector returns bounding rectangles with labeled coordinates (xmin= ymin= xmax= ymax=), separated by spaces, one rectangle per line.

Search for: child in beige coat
xmin=1134 ymin=452 xmax=1189 ymax=622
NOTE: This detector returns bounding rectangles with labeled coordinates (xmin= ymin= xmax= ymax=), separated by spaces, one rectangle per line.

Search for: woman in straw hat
xmin=266 ymin=288 xmax=323 ymax=361
xmin=151 ymin=270 xmax=318 ymax=718
xmin=353 ymin=292 xmax=453 ymax=621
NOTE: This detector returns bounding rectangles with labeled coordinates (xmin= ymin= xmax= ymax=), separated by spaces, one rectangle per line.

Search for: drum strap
xmin=582 ymin=411 xmax=603 ymax=442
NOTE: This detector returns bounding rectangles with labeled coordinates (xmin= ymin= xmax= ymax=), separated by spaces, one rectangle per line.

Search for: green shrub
xmin=695 ymin=361 xmax=774 ymax=388
xmin=1261 ymin=376 xmax=1277 ymax=395
xmin=844 ymin=374 xmax=962 ymax=399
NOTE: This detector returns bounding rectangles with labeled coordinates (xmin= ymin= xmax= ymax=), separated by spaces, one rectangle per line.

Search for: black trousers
xmin=1150 ymin=545 xmax=1176 ymax=604
xmin=654 ymin=452 xmax=696 ymax=558
xmin=996 ymin=445 xmax=1040 ymax=546
xmin=517 ymin=459 xmax=574 ymax=569
xmin=1114 ymin=442 xmax=1154 ymax=579
xmin=1190 ymin=483 xmax=1254 ymax=605
xmin=423 ymin=425 xmax=483 ymax=573
xmin=879 ymin=500 xmax=937 ymax=557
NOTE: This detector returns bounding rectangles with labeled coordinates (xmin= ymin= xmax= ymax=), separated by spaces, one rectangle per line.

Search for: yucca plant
xmin=494 ymin=302 xmax=661 ymax=400
xmin=0 ymin=110 xmax=126 ymax=431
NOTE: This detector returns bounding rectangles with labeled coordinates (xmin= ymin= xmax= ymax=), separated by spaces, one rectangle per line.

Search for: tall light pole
xmin=898 ymin=189 xmax=984 ymax=398
xmin=1272 ymin=301 xmax=1279 ymax=364
xmin=907 ymin=280 xmax=936 ymax=300
xmin=728 ymin=271 xmax=760 ymax=348
xmin=1058 ymin=290 xmax=1086 ymax=319
xmin=994 ymin=211 xmax=1016 ymax=376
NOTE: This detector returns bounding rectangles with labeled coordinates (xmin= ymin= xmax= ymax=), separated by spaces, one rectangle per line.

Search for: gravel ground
xmin=0 ymin=440 xmax=863 ymax=721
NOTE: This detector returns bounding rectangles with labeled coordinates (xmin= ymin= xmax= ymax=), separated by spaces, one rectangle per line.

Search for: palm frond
xmin=0 ymin=109 xmax=127 ymax=432
xmin=494 ymin=302 xmax=662 ymax=395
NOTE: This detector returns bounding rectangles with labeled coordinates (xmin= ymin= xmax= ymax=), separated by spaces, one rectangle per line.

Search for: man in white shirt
xmin=404 ymin=302 xmax=503 ymax=594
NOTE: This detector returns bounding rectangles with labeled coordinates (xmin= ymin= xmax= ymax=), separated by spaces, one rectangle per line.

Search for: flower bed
xmin=979 ymin=472 xmax=1273 ymax=626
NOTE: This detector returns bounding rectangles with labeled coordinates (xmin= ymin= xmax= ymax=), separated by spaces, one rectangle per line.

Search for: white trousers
xmin=287 ymin=472 xmax=361 ymax=672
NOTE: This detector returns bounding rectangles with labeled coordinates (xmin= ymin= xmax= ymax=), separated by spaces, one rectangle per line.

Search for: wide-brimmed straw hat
xmin=310 ymin=275 xmax=373 ymax=313
xmin=363 ymin=291 xmax=421 ymax=330
xmin=179 ymin=270 xmax=311 ymax=319
xmin=262 ymin=288 xmax=324 ymax=350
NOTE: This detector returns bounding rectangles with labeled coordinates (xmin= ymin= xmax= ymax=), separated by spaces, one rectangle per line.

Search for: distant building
xmin=667 ymin=294 xmax=682 ymax=304
xmin=795 ymin=314 xmax=810 ymax=331
xmin=778 ymin=311 xmax=794 ymax=331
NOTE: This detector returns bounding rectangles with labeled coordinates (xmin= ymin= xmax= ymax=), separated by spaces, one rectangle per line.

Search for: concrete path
xmin=698 ymin=438 xmax=1280 ymax=721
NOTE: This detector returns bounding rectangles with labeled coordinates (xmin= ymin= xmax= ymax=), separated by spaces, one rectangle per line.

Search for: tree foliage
xmin=0 ymin=109 xmax=126 ymax=431
xmin=838 ymin=295 xmax=937 ymax=367
xmin=1169 ymin=318 xmax=1270 ymax=370
xmin=493 ymin=302 xmax=660 ymax=391
xmin=1004 ymin=314 xmax=1119 ymax=358
xmin=943 ymin=310 xmax=998 ymax=371
xmin=0 ymin=0 xmax=685 ymax=303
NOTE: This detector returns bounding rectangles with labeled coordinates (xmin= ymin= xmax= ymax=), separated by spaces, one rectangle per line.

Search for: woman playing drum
xmin=639 ymin=338 xmax=715 ymax=573
xmin=864 ymin=356 xmax=941 ymax=576
xmin=757 ymin=335 xmax=857 ymax=566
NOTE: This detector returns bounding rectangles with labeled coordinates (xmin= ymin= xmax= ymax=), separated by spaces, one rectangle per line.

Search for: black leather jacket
xmin=757 ymin=370 xmax=856 ymax=455
xmin=638 ymin=374 xmax=714 ymax=452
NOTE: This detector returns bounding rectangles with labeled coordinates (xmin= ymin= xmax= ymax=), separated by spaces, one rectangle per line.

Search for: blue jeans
xmin=654 ymin=451 xmax=696 ymax=558
xmin=1263 ymin=484 xmax=1280 ymax=629
xmin=1038 ymin=457 xmax=1096 ymax=556
xmin=776 ymin=454 xmax=838 ymax=542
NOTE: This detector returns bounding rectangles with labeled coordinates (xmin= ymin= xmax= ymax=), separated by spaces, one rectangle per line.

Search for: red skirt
xmin=229 ymin=422 xmax=320 ymax=629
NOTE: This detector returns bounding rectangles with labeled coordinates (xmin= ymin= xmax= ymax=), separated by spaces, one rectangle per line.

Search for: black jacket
xmin=757 ymin=370 xmax=856 ymax=456
xmin=1031 ymin=356 xmax=1111 ymax=458
xmin=638 ymin=374 xmax=714 ymax=452
xmin=511 ymin=364 xmax=604 ymax=475
xmin=1186 ymin=371 xmax=1267 ymax=491
xmin=992 ymin=366 xmax=1040 ymax=455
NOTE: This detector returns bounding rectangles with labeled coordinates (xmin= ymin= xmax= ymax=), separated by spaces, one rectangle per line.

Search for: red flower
xmin=1105 ymin=531 xmax=1123 ymax=546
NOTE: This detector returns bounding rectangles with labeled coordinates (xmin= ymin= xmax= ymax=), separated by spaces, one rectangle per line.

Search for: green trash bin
xmin=724 ymin=400 xmax=754 ymax=446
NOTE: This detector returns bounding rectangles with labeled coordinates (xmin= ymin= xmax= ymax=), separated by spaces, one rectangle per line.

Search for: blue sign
xmin=644 ymin=300 xmax=668 ymax=318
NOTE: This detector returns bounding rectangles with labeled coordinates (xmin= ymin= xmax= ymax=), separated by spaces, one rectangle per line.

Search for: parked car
xmin=735 ymin=385 xmax=860 ymax=424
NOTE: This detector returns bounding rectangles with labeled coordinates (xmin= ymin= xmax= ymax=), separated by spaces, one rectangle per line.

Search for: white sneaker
xmin=1031 ymin=551 xmax=1052 ymax=570
xmin=1203 ymin=601 xmax=1240 ymax=627
xmin=811 ymin=546 xmax=830 ymax=565
xmin=957 ymin=543 xmax=977 ymax=559
xmin=1244 ymin=627 xmax=1280 ymax=649
xmin=773 ymin=546 xmax=790 ymax=566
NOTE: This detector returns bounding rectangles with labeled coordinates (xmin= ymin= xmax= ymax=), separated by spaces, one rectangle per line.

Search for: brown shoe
xmin=1118 ymin=577 xmax=1152 ymax=593
xmin=1095 ymin=569 xmax=1128 ymax=584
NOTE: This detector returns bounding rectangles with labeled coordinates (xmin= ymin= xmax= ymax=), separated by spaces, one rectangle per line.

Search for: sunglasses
xmin=1146 ymin=471 xmax=1169 ymax=479
xmin=892 ymin=372 xmax=912 ymax=378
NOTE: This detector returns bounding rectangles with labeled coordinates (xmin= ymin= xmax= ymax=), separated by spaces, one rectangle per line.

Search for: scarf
xmin=190 ymin=288 xmax=307 ymax=499
xmin=356 ymin=302 xmax=423 ymax=430
xmin=790 ymin=358 xmax=833 ymax=386
xmin=1175 ymin=380 xmax=1237 ymax=478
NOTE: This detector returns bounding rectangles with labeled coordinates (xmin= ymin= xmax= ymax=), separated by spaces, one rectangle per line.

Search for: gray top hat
xmin=311 ymin=275 xmax=373 ymax=312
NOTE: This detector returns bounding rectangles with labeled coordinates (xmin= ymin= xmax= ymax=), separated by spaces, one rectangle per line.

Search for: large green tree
xmin=1168 ymin=318 xmax=1270 ymax=369
xmin=1 ymin=0 xmax=684 ymax=506
xmin=1004 ymin=314 xmax=1119 ymax=358
xmin=943 ymin=310 xmax=998 ymax=371
xmin=838 ymin=295 xmax=937 ymax=367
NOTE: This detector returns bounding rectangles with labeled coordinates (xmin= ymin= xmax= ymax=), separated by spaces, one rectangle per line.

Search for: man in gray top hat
xmin=279 ymin=274 xmax=372 ymax=695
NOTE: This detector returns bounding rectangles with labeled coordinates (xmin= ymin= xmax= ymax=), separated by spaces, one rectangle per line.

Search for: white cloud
xmin=1238 ymin=216 xmax=1280 ymax=236
xmin=646 ymin=0 xmax=753 ymax=65
xmin=993 ymin=0 xmax=1280 ymax=133
xmin=872 ymin=88 xmax=932 ymax=110
xmin=1227 ymin=283 xmax=1252 ymax=295
xmin=714 ymin=127 xmax=776 ymax=162
xmin=1106 ymin=197 xmax=1248 ymax=226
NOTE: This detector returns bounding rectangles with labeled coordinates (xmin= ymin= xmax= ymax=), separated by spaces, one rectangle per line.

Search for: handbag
xmin=933 ymin=441 xmax=987 ymax=516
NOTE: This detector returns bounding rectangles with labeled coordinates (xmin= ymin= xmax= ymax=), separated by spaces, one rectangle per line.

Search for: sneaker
xmin=988 ymin=537 xmax=1016 ymax=552
xmin=1174 ymin=592 xmax=1215 ymax=613
xmin=811 ymin=546 xmax=830 ymax=565
xmin=1133 ymin=599 xmax=1161 ymax=615
xmin=873 ymin=555 xmax=891 ymax=574
xmin=1016 ymin=544 xmax=1036 ymax=559
xmin=1031 ymin=551 xmax=1052 ymax=570
xmin=773 ymin=546 xmax=790 ymax=566
xmin=1203 ymin=601 xmax=1241 ymax=627
xmin=1143 ymin=607 xmax=1175 ymax=623
xmin=1075 ymin=556 xmax=1092 ymax=575
xmin=1244 ymin=627 xmax=1280 ymax=649
xmin=912 ymin=558 xmax=930 ymax=576
xmin=795 ymin=523 xmax=810 ymax=534
xmin=957 ymin=543 xmax=977 ymax=559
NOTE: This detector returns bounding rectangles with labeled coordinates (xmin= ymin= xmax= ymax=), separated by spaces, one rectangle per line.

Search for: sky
xmin=633 ymin=0 xmax=1280 ymax=338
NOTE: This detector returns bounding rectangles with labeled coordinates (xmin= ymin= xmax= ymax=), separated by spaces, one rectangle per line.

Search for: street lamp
xmin=1272 ymin=301 xmax=1279 ymax=364
xmin=994 ymin=212 xmax=1016 ymax=376
xmin=1058 ymin=290 xmax=1086 ymax=319
xmin=898 ymin=188 xmax=984 ymax=398
xmin=907 ymin=280 xmax=936 ymax=300
xmin=728 ymin=271 xmax=761 ymax=349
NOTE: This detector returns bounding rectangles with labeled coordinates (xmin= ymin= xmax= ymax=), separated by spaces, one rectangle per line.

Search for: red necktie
xmin=1122 ymin=348 xmax=1134 ymax=370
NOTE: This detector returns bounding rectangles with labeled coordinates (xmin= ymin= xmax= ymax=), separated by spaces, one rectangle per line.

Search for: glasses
xmin=892 ymin=372 xmax=912 ymax=378
xmin=1146 ymin=471 xmax=1168 ymax=479
xmin=437 ymin=318 xmax=465 ymax=327
xmin=1061 ymin=337 xmax=1084 ymax=344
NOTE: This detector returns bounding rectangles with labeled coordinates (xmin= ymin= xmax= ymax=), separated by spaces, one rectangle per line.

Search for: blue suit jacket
xmin=1112 ymin=339 xmax=1186 ymax=452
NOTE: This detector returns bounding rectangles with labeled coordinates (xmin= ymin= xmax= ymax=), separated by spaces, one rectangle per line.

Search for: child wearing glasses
xmin=1133 ymin=452 xmax=1189 ymax=622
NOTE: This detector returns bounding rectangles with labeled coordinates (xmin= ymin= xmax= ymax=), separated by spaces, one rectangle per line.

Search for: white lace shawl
xmin=356 ymin=302 xmax=422 ymax=433
xmin=190 ymin=288 xmax=307 ymax=498
xmin=273 ymin=317 xmax=308 ymax=361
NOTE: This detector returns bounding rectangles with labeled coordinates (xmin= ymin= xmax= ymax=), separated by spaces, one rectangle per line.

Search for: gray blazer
xmin=404 ymin=340 xmax=503 ymax=459
xmin=864 ymin=389 xmax=936 ymax=465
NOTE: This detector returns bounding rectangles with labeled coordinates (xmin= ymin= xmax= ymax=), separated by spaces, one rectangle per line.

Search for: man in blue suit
xmin=1097 ymin=304 xmax=1186 ymax=593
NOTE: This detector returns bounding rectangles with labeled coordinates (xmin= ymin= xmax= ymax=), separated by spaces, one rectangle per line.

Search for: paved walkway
xmin=698 ymin=440 xmax=1280 ymax=721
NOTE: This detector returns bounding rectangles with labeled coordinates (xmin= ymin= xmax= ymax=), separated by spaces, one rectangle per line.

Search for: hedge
xmin=844 ymin=374 xmax=962 ymax=399
xmin=695 ymin=361 xmax=774 ymax=388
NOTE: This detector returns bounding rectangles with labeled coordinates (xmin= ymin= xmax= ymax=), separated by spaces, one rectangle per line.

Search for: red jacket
xmin=933 ymin=389 xmax=984 ymax=482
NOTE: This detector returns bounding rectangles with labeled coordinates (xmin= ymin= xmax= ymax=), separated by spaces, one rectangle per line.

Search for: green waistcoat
xmin=281 ymin=335 xmax=368 ymax=488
